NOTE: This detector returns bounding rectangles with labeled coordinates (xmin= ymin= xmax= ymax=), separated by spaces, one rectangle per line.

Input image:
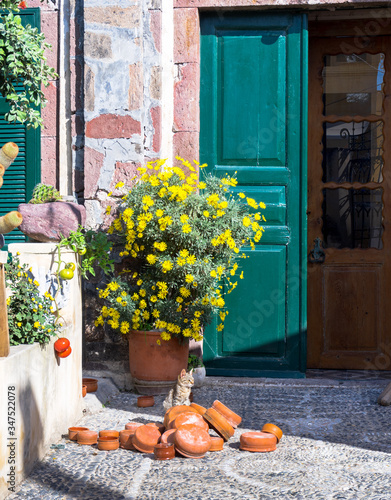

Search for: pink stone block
xmin=150 ymin=106 xmax=161 ymax=153
xmin=41 ymin=11 xmax=59 ymax=73
xmin=86 ymin=114 xmax=141 ymax=139
xmin=174 ymin=63 xmax=200 ymax=132
xmin=110 ymin=161 xmax=141 ymax=191
xmin=41 ymin=81 xmax=58 ymax=138
xmin=174 ymin=8 xmax=199 ymax=63
xmin=173 ymin=131 xmax=199 ymax=163
xmin=149 ymin=10 xmax=162 ymax=54
xmin=41 ymin=136 xmax=58 ymax=186
xmin=84 ymin=147 xmax=105 ymax=199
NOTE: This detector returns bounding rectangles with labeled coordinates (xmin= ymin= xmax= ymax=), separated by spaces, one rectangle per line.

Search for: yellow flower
xmin=186 ymin=255 xmax=196 ymax=265
xmin=176 ymin=297 xmax=184 ymax=303
xmin=238 ymin=192 xmax=245 ymax=199
xmin=120 ymin=321 xmax=130 ymax=334
xmin=150 ymin=295 xmax=158 ymax=303
xmin=115 ymin=181 xmax=125 ymax=189
xmin=137 ymin=279 xmax=143 ymax=286
xmin=185 ymin=274 xmax=194 ymax=283
xmin=203 ymin=210 xmax=210 ymax=217
xmin=139 ymin=300 xmax=147 ymax=309
xmin=210 ymin=270 xmax=217 ymax=278
xmin=33 ymin=321 xmax=40 ymax=329
xmin=156 ymin=209 xmax=164 ymax=217
xmin=142 ymin=195 xmax=154 ymax=207
xmin=198 ymin=182 xmax=206 ymax=189
xmin=139 ymin=289 xmax=146 ymax=297
xmin=162 ymin=260 xmax=173 ymax=273
xmin=180 ymin=287 xmax=190 ymax=297
xmin=182 ymin=224 xmax=192 ymax=234
xmin=179 ymin=249 xmax=189 ymax=257
xmin=206 ymin=193 xmax=219 ymax=208
xmin=246 ymin=197 xmax=258 ymax=209
xmin=177 ymin=256 xmax=186 ymax=266
xmin=180 ymin=214 xmax=189 ymax=223
xmin=240 ymin=271 xmax=244 ymax=279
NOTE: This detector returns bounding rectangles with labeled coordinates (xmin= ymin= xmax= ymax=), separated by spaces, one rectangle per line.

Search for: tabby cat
xmin=163 ymin=369 xmax=194 ymax=411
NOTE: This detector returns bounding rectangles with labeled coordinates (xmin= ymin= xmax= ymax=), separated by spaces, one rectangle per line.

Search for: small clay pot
xmin=240 ymin=431 xmax=277 ymax=452
xmin=209 ymin=436 xmax=224 ymax=452
xmin=119 ymin=430 xmax=135 ymax=450
xmin=154 ymin=443 xmax=175 ymax=460
xmin=261 ymin=423 xmax=283 ymax=443
xmin=68 ymin=426 xmax=89 ymax=441
xmin=163 ymin=405 xmax=198 ymax=428
xmin=174 ymin=424 xmax=211 ymax=459
xmin=146 ymin=422 xmax=165 ymax=434
xmin=98 ymin=436 xmax=119 ymax=451
xmin=171 ymin=412 xmax=209 ymax=433
xmin=132 ymin=425 xmax=161 ymax=453
xmin=125 ymin=422 xmax=143 ymax=432
xmin=99 ymin=430 xmax=120 ymax=439
xmin=212 ymin=400 xmax=242 ymax=428
xmin=190 ymin=403 xmax=207 ymax=416
xmin=203 ymin=408 xmax=235 ymax=441
xmin=137 ymin=395 xmax=155 ymax=407
xmin=160 ymin=429 xmax=176 ymax=445
xmin=82 ymin=385 xmax=87 ymax=398
xmin=77 ymin=430 xmax=98 ymax=445
xmin=82 ymin=378 xmax=98 ymax=393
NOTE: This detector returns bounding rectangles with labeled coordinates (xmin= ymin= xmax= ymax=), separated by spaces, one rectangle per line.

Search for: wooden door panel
xmin=308 ymin=30 xmax=391 ymax=369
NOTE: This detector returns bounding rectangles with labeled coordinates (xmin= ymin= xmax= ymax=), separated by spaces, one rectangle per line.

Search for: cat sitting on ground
xmin=163 ymin=369 xmax=194 ymax=411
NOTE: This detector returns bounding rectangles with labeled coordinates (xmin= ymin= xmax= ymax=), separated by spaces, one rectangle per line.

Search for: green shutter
xmin=0 ymin=8 xmax=41 ymax=247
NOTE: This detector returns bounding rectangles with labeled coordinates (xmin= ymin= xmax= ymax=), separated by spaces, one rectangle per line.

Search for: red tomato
xmin=57 ymin=346 xmax=72 ymax=358
xmin=54 ymin=337 xmax=70 ymax=353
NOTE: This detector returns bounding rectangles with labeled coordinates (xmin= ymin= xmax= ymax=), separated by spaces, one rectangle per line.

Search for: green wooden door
xmin=200 ymin=12 xmax=308 ymax=377
xmin=0 ymin=8 xmax=41 ymax=247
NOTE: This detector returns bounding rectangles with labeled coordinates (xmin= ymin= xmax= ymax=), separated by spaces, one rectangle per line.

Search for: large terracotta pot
xmin=128 ymin=330 xmax=189 ymax=395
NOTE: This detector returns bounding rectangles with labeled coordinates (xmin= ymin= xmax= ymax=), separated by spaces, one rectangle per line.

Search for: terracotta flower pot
xmin=146 ymin=422 xmax=165 ymax=434
xmin=239 ymin=431 xmax=277 ymax=452
xmin=171 ymin=411 xmax=209 ymax=433
xmin=99 ymin=430 xmax=120 ymax=439
xmin=82 ymin=385 xmax=87 ymax=398
xmin=212 ymin=400 xmax=242 ymax=428
xmin=154 ymin=443 xmax=175 ymax=460
xmin=174 ymin=424 xmax=211 ymax=459
xmin=190 ymin=403 xmax=207 ymax=416
xmin=261 ymin=423 xmax=283 ymax=443
xmin=132 ymin=425 xmax=162 ymax=453
xmin=137 ymin=395 xmax=155 ymax=407
xmin=98 ymin=436 xmax=119 ymax=451
xmin=119 ymin=430 xmax=135 ymax=450
xmin=125 ymin=422 xmax=144 ymax=432
xmin=128 ymin=330 xmax=189 ymax=395
xmin=160 ymin=429 xmax=176 ymax=445
xmin=209 ymin=436 xmax=224 ymax=452
xmin=203 ymin=408 xmax=235 ymax=441
xmin=164 ymin=405 xmax=198 ymax=428
xmin=82 ymin=378 xmax=98 ymax=393
xmin=77 ymin=430 xmax=98 ymax=445
xmin=68 ymin=426 xmax=89 ymax=441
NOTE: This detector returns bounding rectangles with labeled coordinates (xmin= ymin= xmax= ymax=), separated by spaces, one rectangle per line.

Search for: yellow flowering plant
xmin=96 ymin=157 xmax=265 ymax=344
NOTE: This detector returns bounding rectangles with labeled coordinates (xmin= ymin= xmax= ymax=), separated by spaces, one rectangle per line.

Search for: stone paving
xmin=8 ymin=377 xmax=391 ymax=500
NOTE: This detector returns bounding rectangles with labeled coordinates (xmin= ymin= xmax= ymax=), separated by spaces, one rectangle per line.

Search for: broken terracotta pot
xmin=212 ymin=400 xmax=242 ymax=428
xmin=154 ymin=443 xmax=175 ymax=460
xmin=77 ymin=430 xmax=98 ymax=446
xmin=160 ymin=429 xmax=176 ymax=445
xmin=261 ymin=423 xmax=283 ymax=443
xmin=119 ymin=430 xmax=135 ymax=450
xmin=209 ymin=436 xmax=224 ymax=452
xmin=171 ymin=411 xmax=209 ymax=433
xmin=163 ymin=405 xmax=198 ymax=428
xmin=68 ymin=426 xmax=89 ymax=441
xmin=190 ymin=403 xmax=207 ymax=416
xmin=132 ymin=425 xmax=161 ymax=453
xmin=99 ymin=430 xmax=120 ymax=439
xmin=98 ymin=436 xmax=119 ymax=451
xmin=146 ymin=422 xmax=165 ymax=434
xmin=174 ymin=424 xmax=211 ymax=459
xmin=203 ymin=408 xmax=235 ymax=441
xmin=239 ymin=431 xmax=277 ymax=452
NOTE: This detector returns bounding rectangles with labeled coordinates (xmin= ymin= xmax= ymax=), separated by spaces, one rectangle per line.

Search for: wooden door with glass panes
xmin=308 ymin=33 xmax=391 ymax=369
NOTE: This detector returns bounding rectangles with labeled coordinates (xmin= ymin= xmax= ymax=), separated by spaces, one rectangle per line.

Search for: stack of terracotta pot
xmin=67 ymin=399 xmax=283 ymax=459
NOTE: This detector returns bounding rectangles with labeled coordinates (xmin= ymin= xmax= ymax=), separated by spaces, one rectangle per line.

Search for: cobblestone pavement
xmin=8 ymin=378 xmax=391 ymax=500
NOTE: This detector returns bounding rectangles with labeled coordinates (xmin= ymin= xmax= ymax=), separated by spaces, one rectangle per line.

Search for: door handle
xmin=308 ymin=237 xmax=325 ymax=263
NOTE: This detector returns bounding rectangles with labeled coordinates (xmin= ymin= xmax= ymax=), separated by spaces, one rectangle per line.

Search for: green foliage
xmin=30 ymin=183 xmax=62 ymax=204
xmin=59 ymin=226 xmax=114 ymax=279
xmin=96 ymin=158 xmax=265 ymax=343
xmin=0 ymin=1 xmax=57 ymax=128
xmin=5 ymin=253 xmax=61 ymax=345
xmin=188 ymin=354 xmax=204 ymax=370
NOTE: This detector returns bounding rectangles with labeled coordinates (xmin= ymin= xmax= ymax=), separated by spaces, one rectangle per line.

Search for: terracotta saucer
xmin=261 ymin=423 xmax=283 ymax=443
xmin=68 ymin=426 xmax=89 ymax=441
xmin=240 ymin=431 xmax=277 ymax=452
xmin=146 ymin=422 xmax=165 ymax=434
xmin=99 ymin=430 xmax=119 ymax=439
xmin=154 ymin=443 xmax=175 ymax=460
xmin=171 ymin=411 xmax=209 ymax=433
xmin=163 ymin=405 xmax=199 ymax=428
xmin=137 ymin=395 xmax=155 ymax=407
xmin=174 ymin=424 xmax=211 ymax=459
xmin=190 ymin=403 xmax=207 ymax=416
xmin=212 ymin=400 xmax=242 ymax=428
xmin=160 ymin=429 xmax=176 ymax=445
xmin=82 ymin=378 xmax=98 ymax=393
xmin=125 ymin=422 xmax=143 ymax=432
xmin=98 ymin=436 xmax=119 ymax=451
xmin=77 ymin=430 xmax=98 ymax=445
xmin=209 ymin=436 xmax=224 ymax=452
xmin=132 ymin=425 xmax=162 ymax=453
xmin=203 ymin=408 xmax=234 ymax=441
xmin=119 ymin=430 xmax=135 ymax=450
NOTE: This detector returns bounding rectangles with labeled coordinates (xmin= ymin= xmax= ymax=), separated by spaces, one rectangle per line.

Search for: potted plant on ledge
xmin=96 ymin=158 xmax=265 ymax=394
